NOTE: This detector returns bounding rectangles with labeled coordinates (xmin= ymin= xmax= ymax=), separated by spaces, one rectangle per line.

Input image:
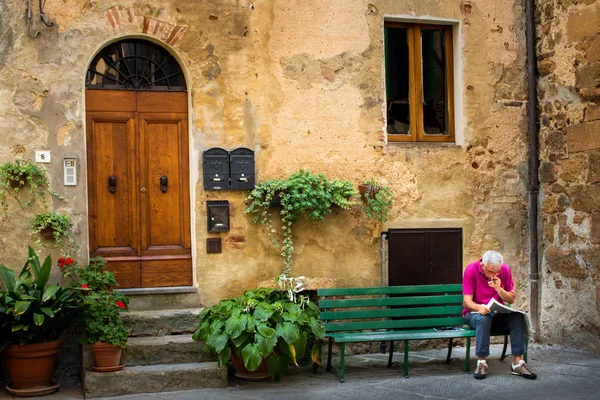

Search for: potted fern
xmin=30 ymin=211 xmax=74 ymax=257
xmin=358 ymin=179 xmax=393 ymax=223
xmin=0 ymin=159 xmax=63 ymax=212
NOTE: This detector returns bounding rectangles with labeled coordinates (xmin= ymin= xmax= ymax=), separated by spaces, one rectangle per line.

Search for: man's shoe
xmin=511 ymin=360 xmax=537 ymax=380
xmin=473 ymin=360 xmax=488 ymax=379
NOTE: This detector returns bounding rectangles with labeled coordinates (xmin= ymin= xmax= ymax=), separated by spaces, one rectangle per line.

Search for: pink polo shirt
xmin=462 ymin=259 xmax=514 ymax=317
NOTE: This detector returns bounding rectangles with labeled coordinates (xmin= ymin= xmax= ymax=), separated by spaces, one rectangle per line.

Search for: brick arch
xmin=104 ymin=6 xmax=187 ymax=46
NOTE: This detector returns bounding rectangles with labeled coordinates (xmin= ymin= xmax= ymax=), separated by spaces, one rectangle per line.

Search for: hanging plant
xmin=358 ymin=179 xmax=393 ymax=224
xmin=245 ymin=170 xmax=356 ymax=275
xmin=30 ymin=211 xmax=74 ymax=257
xmin=0 ymin=159 xmax=65 ymax=212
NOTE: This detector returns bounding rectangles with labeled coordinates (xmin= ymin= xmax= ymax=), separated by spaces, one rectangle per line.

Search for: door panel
xmin=141 ymin=258 xmax=192 ymax=288
xmin=86 ymin=111 xmax=138 ymax=258
xmin=86 ymin=90 xmax=191 ymax=288
xmin=140 ymin=114 xmax=187 ymax=249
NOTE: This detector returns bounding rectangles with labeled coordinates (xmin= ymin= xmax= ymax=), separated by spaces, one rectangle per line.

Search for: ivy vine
xmin=245 ymin=170 xmax=357 ymax=275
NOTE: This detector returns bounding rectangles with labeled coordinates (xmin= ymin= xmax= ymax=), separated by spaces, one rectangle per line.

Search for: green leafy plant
xmin=0 ymin=246 xmax=82 ymax=350
xmin=245 ymin=170 xmax=357 ymax=275
xmin=0 ymin=159 xmax=64 ymax=212
xmin=359 ymin=179 xmax=393 ymax=224
xmin=30 ymin=211 xmax=74 ymax=257
xmin=61 ymin=257 xmax=129 ymax=348
xmin=192 ymin=276 xmax=325 ymax=381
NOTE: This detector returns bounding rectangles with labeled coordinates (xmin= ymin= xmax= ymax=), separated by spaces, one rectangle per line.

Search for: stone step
xmin=122 ymin=308 xmax=202 ymax=337
xmin=119 ymin=288 xmax=202 ymax=311
xmin=84 ymin=362 xmax=227 ymax=398
xmin=122 ymin=336 xmax=216 ymax=366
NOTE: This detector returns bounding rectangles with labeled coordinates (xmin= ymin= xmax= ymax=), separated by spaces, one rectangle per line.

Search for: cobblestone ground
xmin=2 ymin=343 xmax=599 ymax=399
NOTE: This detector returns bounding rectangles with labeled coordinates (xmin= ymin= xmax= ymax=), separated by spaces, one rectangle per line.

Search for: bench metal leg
xmin=403 ymin=340 xmax=409 ymax=377
xmin=464 ymin=337 xmax=471 ymax=373
xmin=500 ymin=334 xmax=509 ymax=360
xmin=337 ymin=343 xmax=345 ymax=382
xmin=326 ymin=337 xmax=333 ymax=372
xmin=446 ymin=338 xmax=454 ymax=364
xmin=387 ymin=341 xmax=394 ymax=368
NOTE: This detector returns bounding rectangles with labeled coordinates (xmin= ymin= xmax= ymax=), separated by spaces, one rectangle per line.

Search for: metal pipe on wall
xmin=525 ymin=0 xmax=540 ymax=342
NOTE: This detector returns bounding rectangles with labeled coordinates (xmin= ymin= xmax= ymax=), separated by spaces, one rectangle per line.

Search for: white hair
xmin=482 ymin=250 xmax=504 ymax=267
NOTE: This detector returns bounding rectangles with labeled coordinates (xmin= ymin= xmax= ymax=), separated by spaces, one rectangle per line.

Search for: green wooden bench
xmin=318 ymin=284 xmax=527 ymax=381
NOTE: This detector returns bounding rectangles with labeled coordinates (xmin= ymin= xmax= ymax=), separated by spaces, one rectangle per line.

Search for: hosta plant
xmin=192 ymin=276 xmax=325 ymax=381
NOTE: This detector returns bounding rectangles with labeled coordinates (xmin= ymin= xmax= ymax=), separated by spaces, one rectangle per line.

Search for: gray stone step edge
xmin=82 ymin=336 xmax=216 ymax=369
xmin=121 ymin=308 xmax=203 ymax=337
xmin=84 ymin=362 xmax=227 ymax=398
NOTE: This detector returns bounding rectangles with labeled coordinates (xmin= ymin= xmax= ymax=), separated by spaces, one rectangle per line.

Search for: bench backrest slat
xmin=318 ymin=284 xmax=467 ymax=334
xmin=320 ymin=305 xmax=464 ymax=321
xmin=324 ymin=317 xmax=467 ymax=332
xmin=319 ymin=294 xmax=463 ymax=309
xmin=317 ymin=284 xmax=462 ymax=297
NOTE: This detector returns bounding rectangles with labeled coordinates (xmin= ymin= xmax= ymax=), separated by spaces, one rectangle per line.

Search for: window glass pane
xmin=421 ymin=29 xmax=447 ymax=135
xmin=385 ymin=27 xmax=411 ymax=135
xmin=86 ymin=40 xmax=186 ymax=90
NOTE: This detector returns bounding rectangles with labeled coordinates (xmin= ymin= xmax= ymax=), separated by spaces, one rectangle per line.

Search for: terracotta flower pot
xmin=230 ymin=353 xmax=271 ymax=381
xmin=3 ymin=339 xmax=62 ymax=390
xmin=39 ymin=227 xmax=56 ymax=241
xmin=90 ymin=343 xmax=123 ymax=369
xmin=8 ymin=173 xmax=27 ymax=188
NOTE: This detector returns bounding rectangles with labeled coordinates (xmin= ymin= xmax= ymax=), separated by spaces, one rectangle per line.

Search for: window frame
xmin=385 ymin=22 xmax=455 ymax=143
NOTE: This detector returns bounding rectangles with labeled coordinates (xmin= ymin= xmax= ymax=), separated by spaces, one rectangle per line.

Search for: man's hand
xmin=477 ymin=304 xmax=492 ymax=315
xmin=488 ymin=277 xmax=501 ymax=291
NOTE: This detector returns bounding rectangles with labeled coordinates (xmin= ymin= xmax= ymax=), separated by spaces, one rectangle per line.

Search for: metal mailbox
xmin=203 ymin=148 xmax=230 ymax=190
xmin=229 ymin=147 xmax=255 ymax=190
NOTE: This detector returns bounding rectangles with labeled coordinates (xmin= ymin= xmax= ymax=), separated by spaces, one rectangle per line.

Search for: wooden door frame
xmin=83 ymin=36 xmax=196 ymax=290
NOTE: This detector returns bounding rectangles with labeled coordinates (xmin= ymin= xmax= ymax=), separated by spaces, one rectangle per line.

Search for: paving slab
xmin=1 ymin=343 xmax=599 ymax=399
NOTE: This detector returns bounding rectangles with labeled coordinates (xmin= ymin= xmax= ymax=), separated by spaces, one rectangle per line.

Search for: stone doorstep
xmin=84 ymin=362 xmax=227 ymax=398
xmin=123 ymin=290 xmax=202 ymax=312
xmin=82 ymin=336 xmax=216 ymax=370
xmin=121 ymin=336 xmax=216 ymax=366
xmin=122 ymin=308 xmax=203 ymax=337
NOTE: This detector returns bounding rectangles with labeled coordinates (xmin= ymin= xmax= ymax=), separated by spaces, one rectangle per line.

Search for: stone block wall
xmin=537 ymin=0 xmax=600 ymax=350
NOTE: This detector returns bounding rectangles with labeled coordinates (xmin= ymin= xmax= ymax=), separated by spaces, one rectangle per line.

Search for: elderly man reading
xmin=462 ymin=250 xmax=537 ymax=380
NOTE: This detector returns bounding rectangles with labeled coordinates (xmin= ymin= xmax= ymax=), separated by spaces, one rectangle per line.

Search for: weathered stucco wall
xmin=537 ymin=0 xmax=600 ymax=350
xmin=0 ymin=0 xmax=531 ymax=316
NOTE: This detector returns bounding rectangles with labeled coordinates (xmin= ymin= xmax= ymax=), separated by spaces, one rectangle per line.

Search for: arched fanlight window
xmin=86 ymin=39 xmax=186 ymax=91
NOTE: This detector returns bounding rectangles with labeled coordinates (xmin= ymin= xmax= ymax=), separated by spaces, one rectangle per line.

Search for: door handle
xmin=160 ymin=176 xmax=168 ymax=193
xmin=108 ymin=176 xmax=117 ymax=193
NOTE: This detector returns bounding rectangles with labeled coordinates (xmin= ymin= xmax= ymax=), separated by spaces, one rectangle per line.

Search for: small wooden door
xmin=388 ymin=228 xmax=462 ymax=286
xmin=86 ymin=90 xmax=191 ymax=288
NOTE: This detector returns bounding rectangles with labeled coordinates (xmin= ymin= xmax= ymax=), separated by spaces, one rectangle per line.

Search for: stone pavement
xmin=2 ymin=343 xmax=599 ymax=399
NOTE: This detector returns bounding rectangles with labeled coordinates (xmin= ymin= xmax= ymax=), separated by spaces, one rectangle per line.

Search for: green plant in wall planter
xmin=358 ymin=179 xmax=393 ymax=224
xmin=0 ymin=159 xmax=64 ymax=212
xmin=245 ymin=170 xmax=357 ymax=275
xmin=30 ymin=211 xmax=75 ymax=257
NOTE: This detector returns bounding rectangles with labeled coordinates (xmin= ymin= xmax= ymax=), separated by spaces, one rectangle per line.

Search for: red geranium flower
xmin=115 ymin=301 xmax=126 ymax=310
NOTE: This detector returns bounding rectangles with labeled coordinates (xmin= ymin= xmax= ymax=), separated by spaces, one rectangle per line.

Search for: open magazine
xmin=472 ymin=298 xmax=534 ymax=338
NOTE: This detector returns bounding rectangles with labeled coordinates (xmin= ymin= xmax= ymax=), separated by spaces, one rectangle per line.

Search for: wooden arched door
xmin=85 ymin=40 xmax=191 ymax=288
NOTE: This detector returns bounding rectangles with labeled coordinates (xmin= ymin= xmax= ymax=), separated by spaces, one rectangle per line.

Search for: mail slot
xmin=203 ymin=148 xmax=230 ymax=190
xmin=229 ymin=147 xmax=255 ymax=190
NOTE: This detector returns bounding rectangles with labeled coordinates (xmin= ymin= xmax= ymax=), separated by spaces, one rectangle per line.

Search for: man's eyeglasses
xmin=480 ymin=263 xmax=501 ymax=280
